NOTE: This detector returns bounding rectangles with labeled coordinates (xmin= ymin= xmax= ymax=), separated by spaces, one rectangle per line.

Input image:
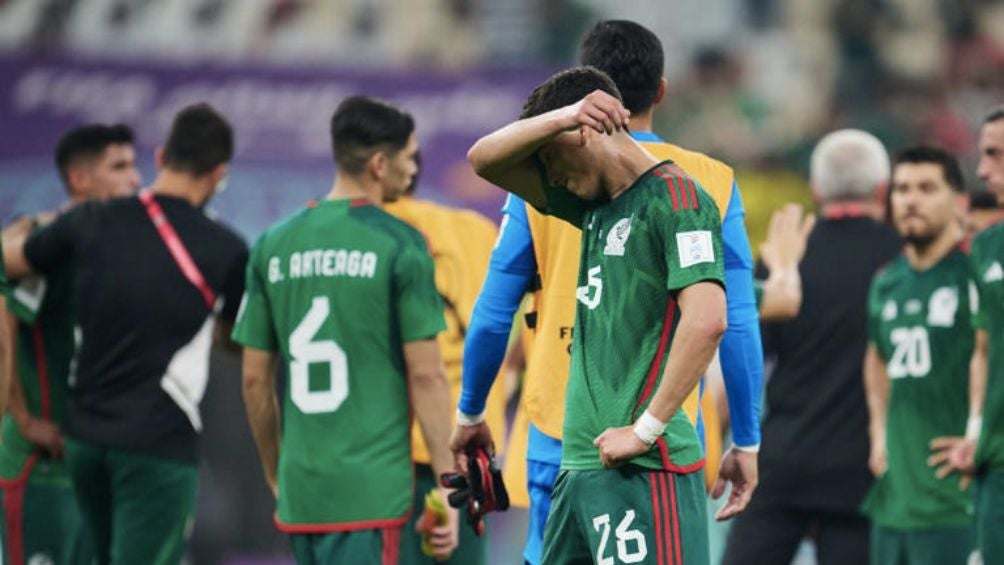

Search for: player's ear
xmin=154 ymin=147 xmax=165 ymax=171
xmin=210 ymin=163 xmax=228 ymax=186
xmin=67 ymin=166 xmax=90 ymax=197
xmin=654 ymin=78 xmax=668 ymax=106
xmin=367 ymin=151 xmax=387 ymax=180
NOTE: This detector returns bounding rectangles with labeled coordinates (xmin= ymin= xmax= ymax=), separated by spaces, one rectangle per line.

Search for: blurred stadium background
xmin=0 ymin=1 xmax=1002 ymax=563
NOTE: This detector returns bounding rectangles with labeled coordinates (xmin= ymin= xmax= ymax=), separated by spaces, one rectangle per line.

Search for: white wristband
xmin=633 ymin=410 xmax=667 ymax=446
xmin=734 ymin=443 xmax=760 ymax=454
xmin=456 ymin=410 xmax=485 ymax=427
xmin=966 ymin=415 xmax=983 ymax=442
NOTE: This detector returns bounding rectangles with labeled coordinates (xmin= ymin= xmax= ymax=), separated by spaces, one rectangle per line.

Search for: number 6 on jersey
xmin=289 ymin=296 xmax=349 ymax=413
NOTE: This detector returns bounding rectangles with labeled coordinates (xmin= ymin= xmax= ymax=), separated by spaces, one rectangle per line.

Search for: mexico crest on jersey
xmin=927 ymin=286 xmax=958 ymax=327
xmin=603 ymin=217 xmax=632 ymax=256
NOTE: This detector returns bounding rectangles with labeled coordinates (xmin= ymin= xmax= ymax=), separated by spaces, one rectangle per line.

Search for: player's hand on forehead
xmin=563 ymin=90 xmax=631 ymax=135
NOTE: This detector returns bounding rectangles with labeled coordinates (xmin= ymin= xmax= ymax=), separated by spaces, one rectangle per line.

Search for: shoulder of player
xmin=639 ymin=163 xmax=719 ymax=217
xmin=972 ymin=221 xmax=1004 ymax=252
xmin=641 ymin=141 xmax=734 ymax=180
xmin=871 ymin=255 xmax=911 ymax=291
xmin=364 ymin=206 xmax=433 ymax=253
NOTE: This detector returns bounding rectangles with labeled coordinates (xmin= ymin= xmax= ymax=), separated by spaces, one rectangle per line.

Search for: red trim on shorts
xmin=381 ymin=526 xmax=401 ymax=565
xmin=32 ymin=325 xmax=51 ymax=420
xmin=274 ymin=512 xmax=409 ymax=534
xmin=667 ymin=473 xmax=683 ymax=565
xmin=632 ymin=298 xmax=677 ymax=419
xmin=650 ymin=472 xmax=666 ymax=565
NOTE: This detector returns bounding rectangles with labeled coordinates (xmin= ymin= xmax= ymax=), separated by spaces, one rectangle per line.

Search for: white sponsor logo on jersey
xmin=676 ymin=230 xmax=715 ymax=268
xmin=603 ymin=217 xmax=633 ymax=256
xmin=882 ymin=300 xmax=898 ymax=321
xmin=984 ymin=261 xmax=1003 ymax=283
xmin=927 ymin=286 xmax=958 ymax=327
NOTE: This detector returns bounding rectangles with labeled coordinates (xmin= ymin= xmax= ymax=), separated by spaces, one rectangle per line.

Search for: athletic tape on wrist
xmin=966 ymin=415 xmax=983 ymax=442
xmin=456 ymin=410 xmax=486 ymax=427
xmin=633 ymin=410 xmax=667 ymax=446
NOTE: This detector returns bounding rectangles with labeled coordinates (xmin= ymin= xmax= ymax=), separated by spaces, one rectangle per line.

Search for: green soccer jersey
xmin=861 ymin=250 xmax=974 ymax=529
xmin=971 ymin=223 xmax=1004 ymax=472
xmin=540 ymin=161 xmax=725 ymax=472
xmin=231 ymin=198 xmax=445 ymax=530
xmin=0 ymin=220 xmax=75 ymax=485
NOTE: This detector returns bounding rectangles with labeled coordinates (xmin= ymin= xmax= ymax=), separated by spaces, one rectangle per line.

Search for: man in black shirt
xmin=723 ymin=129 xmax=902 ymax=565
xmin=4 ymin=104 xmax=248 ymax=565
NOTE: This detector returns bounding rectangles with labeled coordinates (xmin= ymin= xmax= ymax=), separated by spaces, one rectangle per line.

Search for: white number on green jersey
xmin=289 ymin=297 xmax=349 ymax=414
xmin=577 ymin=266 xmax=603 ymax=310
xmin=887 ymin=326 xmax=931 ymax=379
xmin=591 ymin=510 xmax=648 ymax=564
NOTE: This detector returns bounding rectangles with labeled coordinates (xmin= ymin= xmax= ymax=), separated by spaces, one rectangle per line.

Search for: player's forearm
xmin=241 ymin=370 xmax=281 ymax=485
xmin=968 ymin=331 xmax=988 ymax=438
xmin=4 ymin=311 xmax=28 ymax=429
xmin=467 ymin=110 xmax=570 ymax=193
xmin=645 ymin=304 xmax=727 ymax=425
xmin=863 ymin=345 xmax=888 ymax=442
xmin=411 ymin=365 xmax=455 ymax=478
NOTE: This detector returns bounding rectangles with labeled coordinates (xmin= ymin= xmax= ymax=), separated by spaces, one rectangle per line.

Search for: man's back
xmin=233 ymin=197 xmax=445 ymax=529
xmin=759 ymin=216 xmax=901 ymax=509
xmin=23 ymin=194 xmax=248 ymax=463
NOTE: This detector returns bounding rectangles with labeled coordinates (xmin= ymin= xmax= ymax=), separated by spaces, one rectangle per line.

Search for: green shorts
xmin=870 ymin=523 xmax=974 ymax=565
xmin=399 ymin=463 xmax=487 ymax=565
xmin=0 ymin=471 xmax=91 ymax=565
xmin=291 ymin=527 xmax=402 ymax=565
xmin=66 ymin=439 xmax=198 ymax=565
xmin=976 ymin=470 xmax=1004 ymax=565
xmin=541 ymin=466 xmax=709 ymax=565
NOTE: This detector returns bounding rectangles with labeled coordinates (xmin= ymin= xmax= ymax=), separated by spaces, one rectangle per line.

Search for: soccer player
xmin=467 ymin=66 xmax=726 ymax=564
xmin=3 ymin=104 xmax=248 ymax=565
xmin=931 ymin=106 xmax=1004 ymax=564
xmin=453 ymin=21 xmax=761 ymax=564
xmin=862 ymin=146 xmax=975 ymax=564
xmin=0 ymin=124 xmax=140 ymax=565
xmin=384 ymin=168 xmax=508 ymax=565
xmin=233 ymin=96 xmax=459 ymax=564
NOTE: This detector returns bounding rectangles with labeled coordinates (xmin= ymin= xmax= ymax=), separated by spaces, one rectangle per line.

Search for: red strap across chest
xmin=139 ymin=191 xmax=217 ymax=310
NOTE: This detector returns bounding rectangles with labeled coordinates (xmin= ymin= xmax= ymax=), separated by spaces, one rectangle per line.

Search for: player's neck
xmin=905 ymin=223 xmax=963 ymax=271
xmin=628 ymin=110 xmax=655 ymax=134
xmin=148 ymin=170 xmax=212 ymax=208
xmin=327 ymin=175 xmax=381 ymax=205
xmin=604 ymin=137 xmax=660 ymax=200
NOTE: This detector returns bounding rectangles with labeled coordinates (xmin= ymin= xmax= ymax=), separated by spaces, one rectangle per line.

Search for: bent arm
xmin=645 ymin=282 xmax=728 ymax=424
xmin=863 ymin=343 xmax=889 ymax=451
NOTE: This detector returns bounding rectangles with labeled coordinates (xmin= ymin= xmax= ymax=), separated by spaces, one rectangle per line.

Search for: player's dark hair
xmin=983 ymin=105 xmax=1004 ymax=125
xmin=970 ymin=190 xmax=999 ymax=210
xmin=520 ymin=66 xmax=622 ymax=120
xmin=893 ymin=146 xmax=965 ymax=193
xmin=579 ymin=20 xmax=663 ymax=115
xmin=54 ymin=123 xmax=134 ymax=188
xmin=330 ymin=96 xmax=415 ymax=175
xmin=162 ymin=103 xmax=234 ymax=177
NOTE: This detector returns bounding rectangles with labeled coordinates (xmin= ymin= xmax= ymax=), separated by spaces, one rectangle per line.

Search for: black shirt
xmin=757 ymin=216 xmax=901 ymax=512
xmin=24 ymin=194 xmax=248 ymax=463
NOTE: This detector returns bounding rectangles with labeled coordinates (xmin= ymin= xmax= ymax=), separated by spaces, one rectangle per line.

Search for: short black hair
xmin=520 ymin=66 xmax=622 ymax=120
xmin=54 ymin=123 xmax=134 ymax=187
xmin=983 ymin=105 xmax=1004 ymax=125
xmin=892 ymin=145 xmax=966 ymax=193
xmin=330 ymin=96 xmax=415 ymax=175
xmin=162 ymin=103 xmax=234 ymax=176
xmin=579 ymin=20 xmax=663 ymax=115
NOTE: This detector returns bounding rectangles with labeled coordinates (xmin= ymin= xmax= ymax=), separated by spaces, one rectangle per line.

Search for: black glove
xmin=439 ymin=447 xmax=510 ymax=536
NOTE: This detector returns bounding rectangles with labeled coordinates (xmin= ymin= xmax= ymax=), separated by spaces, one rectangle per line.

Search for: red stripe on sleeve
xmin=685 ymin=178 xmax=699 ymax=211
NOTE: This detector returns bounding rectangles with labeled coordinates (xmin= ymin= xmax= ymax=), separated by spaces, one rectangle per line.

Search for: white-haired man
xmin=723 ymin=130 xmax=903 ymax=565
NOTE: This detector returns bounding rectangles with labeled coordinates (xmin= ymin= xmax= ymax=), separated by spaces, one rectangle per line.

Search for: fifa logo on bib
xmin=604 ymin=217 xmax=632 ymax=256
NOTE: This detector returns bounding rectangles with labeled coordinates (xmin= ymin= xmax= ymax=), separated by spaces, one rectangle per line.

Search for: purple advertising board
xmin=0 ymin=55 xmax=551 ymax=239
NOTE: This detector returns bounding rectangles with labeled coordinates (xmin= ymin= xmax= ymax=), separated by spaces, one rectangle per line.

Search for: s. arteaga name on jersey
xmin=266 ymin=249 xmax=378 ymax=283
